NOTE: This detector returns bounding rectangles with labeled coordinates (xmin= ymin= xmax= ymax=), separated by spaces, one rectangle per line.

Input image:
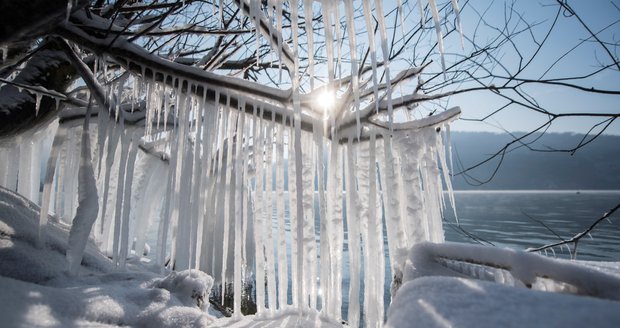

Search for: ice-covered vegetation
xmin=1 ymin=0 xmax=619 ymax=327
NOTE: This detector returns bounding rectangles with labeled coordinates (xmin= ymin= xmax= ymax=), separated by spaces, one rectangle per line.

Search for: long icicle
xmin=221 ymin=107 xmax=236 ymax=304
xmin=233 ymin=109 xmax=246 ymax=318
xmin=38 ymin=124 xmax=65 ymax=248
xmin=429 ymin=0 xmax=446 ymax=74
xmin=303 ymin=0 xmax=315 ymax=90
xmin=362 ymin=0 xmax=380 ymax=113
xmin=345 ymin=138 xmax=361 ymax=328
xmin=375 ymin=0 xmax=394 ymax=129
xmin=66 ymin=99 xmax=99 ymax=275
xmin=253 ymin=109 xmax=266 ymax=314
xmin=275 ymin=119 xmax=288 ymax=309
xmin=343 ymin=0 xmax=361 ymax=139
xmin=264 ymin=113 xmax=277 ymax=314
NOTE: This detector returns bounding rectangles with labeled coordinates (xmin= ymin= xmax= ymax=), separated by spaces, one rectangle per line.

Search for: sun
xmin=317 ymin=89 xmax=336 ymax=112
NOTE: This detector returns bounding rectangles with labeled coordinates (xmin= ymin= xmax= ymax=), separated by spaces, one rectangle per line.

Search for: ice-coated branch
xmin=408 ymin=242 xmax=620 ymax=300
xmin=527 ymin=202 xmax=620 ymax=258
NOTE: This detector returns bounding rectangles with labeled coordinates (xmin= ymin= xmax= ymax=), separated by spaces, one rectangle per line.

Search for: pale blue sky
xmin=444 ymin=0 xmax=620 ymax=135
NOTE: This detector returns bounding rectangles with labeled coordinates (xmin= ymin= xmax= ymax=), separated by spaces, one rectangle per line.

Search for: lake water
xmin=443 ymin=190 xmax=620 ymax=261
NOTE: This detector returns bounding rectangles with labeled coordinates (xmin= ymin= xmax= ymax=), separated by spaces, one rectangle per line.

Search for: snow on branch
xmin=407 ymin=242 xmax=620 ymax=301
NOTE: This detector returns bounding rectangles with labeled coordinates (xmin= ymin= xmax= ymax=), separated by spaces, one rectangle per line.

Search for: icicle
xmin=322 ymin=1 xmax=335 ymax=84
xmin=354 ymin=140 xmax=371 ymax=326
xmin=119 ymin=136 xmax=138 ymax=270
xmin=344 ymin=0 xmax=361 ymax=138
xmin=380 ymin=133 xmax=407 ymax=273
xmin=345 ymin=139 xmax=361 ymax=327
xmin=4 ymin=144 xmax=19 ymax=191
xmin=66 ymin=99 xmax=98 ymax=275
xmin=253 ymin=110 xmax=266 ymax=314
xmin=327 ymin=136 xmax=344 ymax=318
xmin=251 ymin=0 xmax=261 ymax=66
xmin=64 ymin=129 xmax=80 ymax=221
xmin=17 ymin=138 xmax=33 ymax=201
xmin=200 ymin=99 xmax=225 ymax=275
xmin=397 ymin=0 xmax=406 ymax=35
xmin=417 ymin=0 xmax=425 ymax=26
xmin=290 ymin=0 xmax=307 ymax=313
xmin=301 ymin=130 xmax=317 ymax=309
xmin=420 ymin=128 xmax=445 ymax=242
xmin=287 ymin=122 xmax=299 ymax=308
xmin=174 ymin=94 xmax=196 ymax=271
xmin=38 ymin=124 xmax=63 ymax=247
xmin=366 ymin=133 xmax=384 ymax=327
xmin=362 ymin=0 xmax=379 ymax=113
xmin=440 ymin=125 xmax=458 ymax=222
xmin=375 ymin=0 xmax=394 ymax=129
xmin=304 ymin=0 xmax=315 ymax=90
xmin=187 ymin=94 xmax=206 ymax=269
xmin=132 ymin=159 xmax=167 ymax=260
xmin=451 ymin=0 xmax=464 ymax=49
xmin=264 ymin=115 xmax=277 ymax=313
xmin=112 ymin=129 xmax=130 ymax=267
xmin=219 ymin=0 xmax=224 ymax=27
xmin=316 ymin=121 xmax=329 ymax=313
xmin=65 ymin=0 xmax=73 ymax=24
xmin=188 ymin=141 xmax=201 ymax=269
xmin=1 ymin=45 xmax=7 ymax=63
xmin=99 ymin=122 xmax=120 ymax=237
xmin=334 ymin=2 xmax=342 ymax=84
xmin=276 ymin=0 xmax=284 ymax=82
xmin=198 ymin=90 xmax=218 ymax=270
xmin=34 ymin=93 xmax=42 ymax=116
xmin=429 ymin=0 xmax=446 ymax=74
xmin=221 ymin=108 xmax=236 ymax=302
xmin=275 ymin=120 xmax=288 ymax=309
xmin=233 ymin=110 xmax=246 ymax=318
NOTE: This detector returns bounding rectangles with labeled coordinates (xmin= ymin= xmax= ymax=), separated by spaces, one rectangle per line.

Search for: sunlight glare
xmin=317 ymin=89 xmax=336 ymax=113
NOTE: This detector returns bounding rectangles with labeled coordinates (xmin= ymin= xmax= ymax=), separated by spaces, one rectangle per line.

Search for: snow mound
xmin=0 ymin=186 xmax=216 ymax=327
xmin=210 ymin=308 xmax=343 ymax=328
xmin=0 ymin=185 xmax=111 ymax=281
xmin=387 ymin=276 xmax=620 ymax=328
xmin=153 ymin=269 xmax=214 ymax=311
xmin=387 ymin=242 xmax=620 ymax=327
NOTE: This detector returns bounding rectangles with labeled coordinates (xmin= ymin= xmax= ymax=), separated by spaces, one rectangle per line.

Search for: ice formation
xmin=0 ymin=1 xmax=464 ymax=327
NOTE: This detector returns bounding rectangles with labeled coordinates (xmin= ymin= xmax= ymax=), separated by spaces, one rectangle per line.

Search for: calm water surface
xmin=443 ymin=190 xmax=620 ymax=261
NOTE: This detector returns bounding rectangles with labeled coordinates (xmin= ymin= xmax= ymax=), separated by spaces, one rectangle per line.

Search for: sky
xmin=443 ymin=0 xmax=620 ymax=135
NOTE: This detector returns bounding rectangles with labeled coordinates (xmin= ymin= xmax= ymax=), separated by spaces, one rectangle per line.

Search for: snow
xmin=385 ymin=242 xmax=620 ymax=327
xmin=386 ymin=276 xmax=620 ymax=328
xmin=209 ymin=309 xmax=342 ymax=328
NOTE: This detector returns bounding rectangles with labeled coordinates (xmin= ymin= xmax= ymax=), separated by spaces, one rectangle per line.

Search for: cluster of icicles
xmin=0 ymin=88 xmax=454 ymax=327
xmin=0 ymin=0 xmax=463 ymax=327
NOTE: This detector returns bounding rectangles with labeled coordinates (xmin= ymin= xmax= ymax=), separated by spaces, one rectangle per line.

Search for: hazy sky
xmin=442 ymin=0 xmax=620 ymax=135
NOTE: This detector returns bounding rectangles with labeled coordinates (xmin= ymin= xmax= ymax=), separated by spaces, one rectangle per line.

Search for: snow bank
xmin=386 ymin=242 xmax=620 ymax=327
xmin=210 ymin=308 xmax=342 ymax=328
xmin=153 ymin=269 xmax=214 ymax=311
xmin=401 ymin=242 xmax=620 ymax=300
xmin=0 ymin=186 xmax=216 ymax=327
xmin=387 ymin=276 xmax=620 ymax=328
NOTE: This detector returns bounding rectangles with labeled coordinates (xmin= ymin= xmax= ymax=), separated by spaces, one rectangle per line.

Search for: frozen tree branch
xmin=527 ymin=202 xmax=620 ymax=258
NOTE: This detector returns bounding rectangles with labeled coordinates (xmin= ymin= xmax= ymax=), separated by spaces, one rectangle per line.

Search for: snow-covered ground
xmin=2 ymin=185 xmax=619 ymax=327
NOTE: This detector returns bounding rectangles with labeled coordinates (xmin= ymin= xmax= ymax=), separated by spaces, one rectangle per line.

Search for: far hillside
xmin=450 ymin=132 xmax=620 ymax=190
